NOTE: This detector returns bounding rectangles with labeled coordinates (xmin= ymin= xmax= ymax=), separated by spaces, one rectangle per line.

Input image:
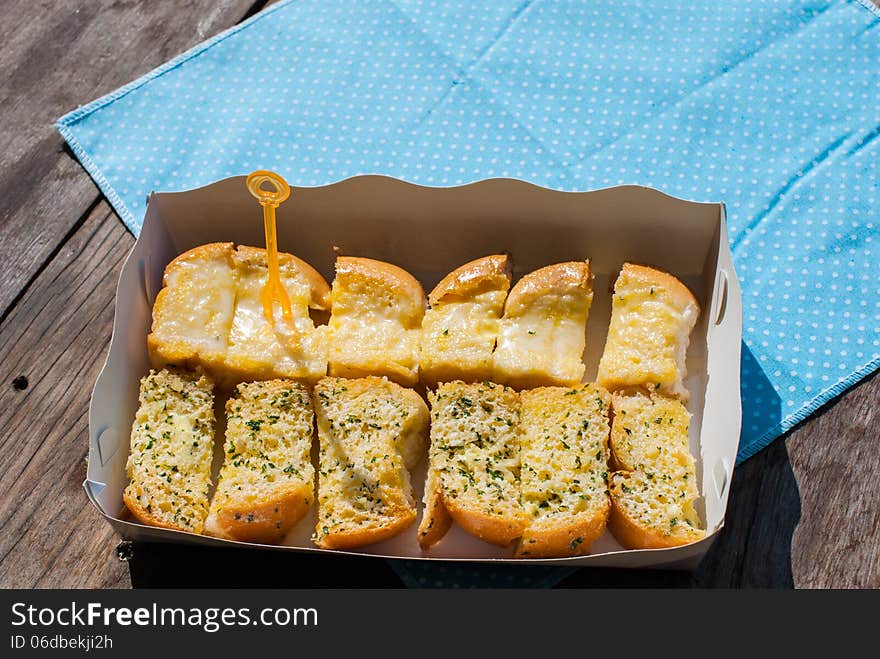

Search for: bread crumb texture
xmin=516 ymin=384 xmax=612 ymax=557
xmin=313 ymin=377 xmax=428 ymax=549
xmin=609 ymin=390 xmax=704 ymax=548
xmin=205 ymin=379 xmax=315 ymax=542
xmin=428 ymin=381 xmax=525 ymax=545
xmin=124 ymin=368 xmax=215 ymax=534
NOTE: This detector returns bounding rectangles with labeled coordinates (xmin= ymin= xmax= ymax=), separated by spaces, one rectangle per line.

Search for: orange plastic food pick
xmin=246 ymin=170 xmax=293 ymax=324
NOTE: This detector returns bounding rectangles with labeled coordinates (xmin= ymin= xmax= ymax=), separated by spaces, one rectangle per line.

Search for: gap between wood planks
xmin=0 ymin=0 xmax=274 ymax=589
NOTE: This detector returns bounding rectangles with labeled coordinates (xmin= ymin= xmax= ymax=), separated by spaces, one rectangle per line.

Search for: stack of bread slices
xmin=127 ymin=245 xmax=705 ymax=556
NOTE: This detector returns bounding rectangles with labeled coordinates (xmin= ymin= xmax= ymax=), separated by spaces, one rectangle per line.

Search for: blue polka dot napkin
xmin=58 ymin=0 xmax=879 ymax=586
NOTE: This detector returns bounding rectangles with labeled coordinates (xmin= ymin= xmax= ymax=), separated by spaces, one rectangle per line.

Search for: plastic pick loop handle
xmin=246 ymin=170 xmax=293 ymax=324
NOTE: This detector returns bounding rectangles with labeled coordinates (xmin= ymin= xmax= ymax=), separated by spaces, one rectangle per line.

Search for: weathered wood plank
xmin=0 ymin=0 xmax=265 ymax=320
xmin=788 ymin=371 xmax=880 ymax=588
xmin=0 ymin=202 xmax=133 ymax=588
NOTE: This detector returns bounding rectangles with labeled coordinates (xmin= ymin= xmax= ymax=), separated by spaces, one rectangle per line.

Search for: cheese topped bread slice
xmin=493 ymin=261 xmax=593 ymax=389
xmin=124 ymin=367 xmax=215 ymax=534
xmin=608 ymin=390 xmax=704 ymax=549
xmin=516 ymin=384 xmax=612 ymax=558
xmin=326 ymin=256 xmax=425 ymax=386
xmin=224 ymin=246 xmax=330 ymax=386
xmin=422 ymin=381 xmax=525 ymax=547
xmin=597 ymin=263 xmax=700 ymax=401
xmin=204 ymin=379 xmax=315 ymax=544
xmin=313 ymin=377 xmax=429 ymax=549
xmin=147 ymin=243 xmax=238 ymax=377
xmin=420 ymin=255 xmax=512 ymax=387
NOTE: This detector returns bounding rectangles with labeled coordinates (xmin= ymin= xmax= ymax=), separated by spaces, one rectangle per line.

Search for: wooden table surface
xmin=1 ymin=0 xmax=877 ymax=589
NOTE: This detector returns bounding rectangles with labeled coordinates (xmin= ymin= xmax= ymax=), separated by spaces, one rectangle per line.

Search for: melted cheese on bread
xmin=596 ymin=263 xmax=699 ymax=400
xmin=327 ymin=257 xmax=425 ymax=386
xmin=147 ymin=243 xmax=238 ymax=374
xmin=224 ymin=246 xmax=328 ymax=385
xmin=493 ymin=261 xmax=592 ymax=389
xmin=420 ymin=255 xmax=512 ymax=386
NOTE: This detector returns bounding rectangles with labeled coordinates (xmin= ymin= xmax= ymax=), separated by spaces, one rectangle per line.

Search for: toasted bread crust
xmin=428 ymin=254 xmax=512 ymax=306
xmin=515 ymin=502 xmax=610 ymax=558
xmin=314 ymin=508 xmax=418 ymax=550
xmin=163 ymin=242 xmax=234 ymax=279
xmin=204 ymin=482 xmax=313 ymax=544
xmin=326 ymin=362 xmax=417 ymax=386
xmin=123 ymin=491 xmax=199 ymax=534
xmin=235 ymin=244 xmax=331 ymax=310
xmin=335 ymin=256 xmax=426 ymax=317
xmin=608 ymin=491 xmax=705 ymax=549
xmin=417 ymin=467 xmax=452 ymax=550
xmin=503 ymin=260 xmax=592 ymax=316
xmin=443 ymin=498 xmax=526 ymax=548
xmin=618 ymin=262 xmax=700 ymax=314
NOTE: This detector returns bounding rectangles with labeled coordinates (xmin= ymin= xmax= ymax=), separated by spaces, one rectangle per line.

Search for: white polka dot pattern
xmin=56 ymin=0 xmax=880 ymax=584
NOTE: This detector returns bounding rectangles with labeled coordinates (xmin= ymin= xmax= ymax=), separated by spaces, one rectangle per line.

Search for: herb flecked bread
xmin=420 ymin=381 xmax=525 ymax=548
xmin=204 ymin=379 xmax=315 ymax=543
xmin=608 ymin=390 xmax=704 ymax=549
xmin=313 ymin=377 xmax=429 ymax=549
xmin=492 ymin=261 xmax=593 ymax=389
xmin=124 ymin=367 xmax=215 ymax=534
xmin=596 ymin=263 xmax=699 ymax=401
xmin=419 ymin=255 xmax=512 ymax=387
xmin=516 ymin=384 xmax=612 ymax=558
xmin=326 ymin=256 xmax=425 ymax=386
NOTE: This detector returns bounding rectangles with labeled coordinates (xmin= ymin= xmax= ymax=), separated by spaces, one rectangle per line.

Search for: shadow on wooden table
xmin=127 ymin=343 xmax=799 ymax=588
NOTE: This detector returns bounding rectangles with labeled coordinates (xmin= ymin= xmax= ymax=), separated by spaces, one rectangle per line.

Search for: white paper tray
xmin=86 ymin=175 xmax=742 ymax=570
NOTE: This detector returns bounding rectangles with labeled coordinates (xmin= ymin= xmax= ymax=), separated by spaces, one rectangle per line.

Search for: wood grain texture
xmin=0 ymin=202 xmax=133 ymax=588
xmin=0 ymin=0 xmax=264 ymax=320
xmin=788 ymin=371 xmax=880 ymax=588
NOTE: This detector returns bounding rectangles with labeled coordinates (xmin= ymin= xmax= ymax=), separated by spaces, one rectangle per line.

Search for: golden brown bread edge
xmin=427 ymin=253 xmax=512 ymax=305
xmin=607 ymin=496 xmax=705 ymax=550
xmin=333 ymin=255 xmax=426 ymax=316
xmin=203 ymin=482 xmax=314 ymax=544
xmin=234 ymin=244 xmax=332 ymax=311
xmin=502 ymin=259 xmax=592 ymax=316
xmin=314 ymin=506 xmax=418 ymax=551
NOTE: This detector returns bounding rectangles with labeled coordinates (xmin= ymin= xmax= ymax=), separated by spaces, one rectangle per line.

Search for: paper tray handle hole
xmin=714 ymin=270 xmax=729 ymax=326
xmin=95 ymin=426 xmax=119 ymax=468
xmin=139 ymin=257 xmax=156 ymax=306
xmin=712 ymin=458 xmax=730 ymax=500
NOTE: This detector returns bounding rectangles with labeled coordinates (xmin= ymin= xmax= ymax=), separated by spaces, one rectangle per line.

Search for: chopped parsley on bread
xmin=493 ymin=261 xmax=593 ymax=389
xmin=204 ymin=379 xmax=315 ymax=543
xmin=326 ymin=256 xmax=425 ymax=386
xmin=423 ymin=381 xmax=525 ymax=547
xmin=608 ymin=390 xmax=704 ymax=549
xmin=313 ymin=377 xmax=429 ymax=549
xmin=597 ymin=263 xmax=700 ymax=401
xmin=516 ymin=384 xmax=612 ymax=558
xmin=124 ymin=367 xmax=216 ymax=534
